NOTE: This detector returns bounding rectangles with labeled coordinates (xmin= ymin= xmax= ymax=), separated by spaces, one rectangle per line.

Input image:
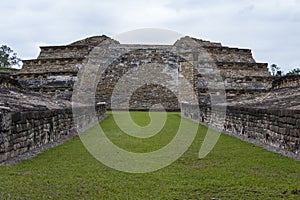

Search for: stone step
xmin=21 ymin=58 xmax=85 ymax=73
xmin=38 ymin=45 xmax=91 ymax=59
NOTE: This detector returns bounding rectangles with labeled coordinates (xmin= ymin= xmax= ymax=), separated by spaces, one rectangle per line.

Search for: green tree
xmin=0 ymin=45 xmax=21 ymax=68
xmin=275 ymin=70 xmax=283 ymax=77
xmin=286 ymin=68 xmax=300 ymax=75
xmin=270 ymin=64 xmax=280 ymax=76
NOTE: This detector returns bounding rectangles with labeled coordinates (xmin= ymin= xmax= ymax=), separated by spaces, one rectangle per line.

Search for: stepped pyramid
xmin=15 ymin=35 xmax=271 ymax=110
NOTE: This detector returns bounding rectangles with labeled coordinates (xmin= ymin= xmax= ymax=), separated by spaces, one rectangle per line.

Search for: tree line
xmin=270 ymin=64 xmax=300 ymax=77
xmin=0 ymin=45 xmax=21 ymax=68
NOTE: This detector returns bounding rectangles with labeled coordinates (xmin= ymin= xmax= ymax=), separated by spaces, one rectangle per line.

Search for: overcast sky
xmin=1 ymin=0 xmax=299 ymax=72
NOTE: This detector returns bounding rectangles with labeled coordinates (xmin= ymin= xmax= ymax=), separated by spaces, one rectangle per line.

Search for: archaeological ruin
xmin=0 ymin=35 xmax=299 ymax=163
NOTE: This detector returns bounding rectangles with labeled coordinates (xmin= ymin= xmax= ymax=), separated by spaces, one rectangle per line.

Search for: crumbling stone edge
xmin=0 ymin=114 xmax=108 ymax=166
xmin=206 ymin=121 xmax=300 ymax=161
xmin=0 ymin=103 xmax=107 ymax=166
xmin=181 ymin=103 xmax=300 ymax=161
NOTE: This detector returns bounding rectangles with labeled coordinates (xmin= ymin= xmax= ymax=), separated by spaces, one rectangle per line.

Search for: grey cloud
xmin=0 ymin=0 xmax=299 ymax=72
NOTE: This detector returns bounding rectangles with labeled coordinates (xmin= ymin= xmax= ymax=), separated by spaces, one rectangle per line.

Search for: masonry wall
xmin=21 ymin=58 xmax=83 ymax=73
xmin=14 ymin=72 xmax=77 ymax=100
xmin=96 ymin=48 xmax=184 ymax=110
xmin=272 ymin=75 xmax=300 ymax=89
xmin=181 ymin=103 xmax=300 ymax=157
xmin=38 ymin=45 xmax=91 ymax=59
xmin=205 ymin=47 xmax=255 ymax=63
xmin=0 ymin=104 xmax=106 ymax=163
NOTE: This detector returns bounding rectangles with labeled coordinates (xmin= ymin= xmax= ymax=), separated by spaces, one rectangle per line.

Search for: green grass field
xmin=0 ymin=112 xmax=299 ymax=199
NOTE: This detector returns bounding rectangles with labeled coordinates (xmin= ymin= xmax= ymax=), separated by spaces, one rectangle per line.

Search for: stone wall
xmin=181 ymin=103 xmax=300 ymax=159
xmin=0 ymin=103 xmax=106 ymax=163
xmin=96 ymin=47 xmax=183 ymax=110
xmin=14 ymin=72 xmax=77 ymax=100
xmin=37 ymin=35 xmax=108 ymax=59
xmin=38 ymin=45 xmax=90 ymax=59
xmin=0 ymin=74 xmax=21 ymax=89
xmin=21 ymin=58 xmax=84 ymax=73
xmin=191 ymin=37 xmax=256 ymax=62
xmin=217 ymin=62 xmax=269 ymax=77
xmin=272 ymin=75 xmax=300 ymax=89
xmin=205 ymin=47 xmax=255 ymax=63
